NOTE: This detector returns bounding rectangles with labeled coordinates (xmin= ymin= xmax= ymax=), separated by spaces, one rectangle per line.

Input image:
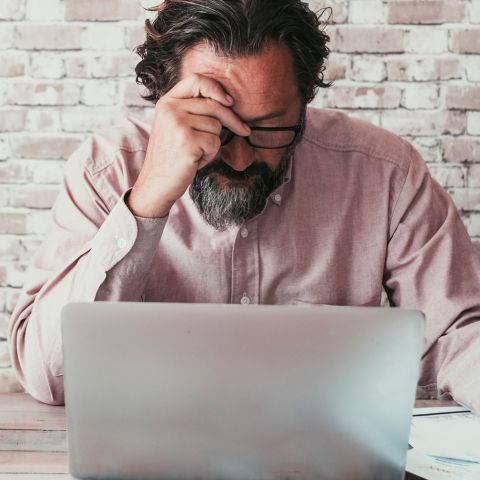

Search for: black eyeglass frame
xmin=220 ymin=125 xmax=303 ymax=149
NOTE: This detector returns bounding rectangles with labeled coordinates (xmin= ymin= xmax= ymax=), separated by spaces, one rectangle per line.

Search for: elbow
xmin=25 ymin=376 xmax=65 ymax=406
xmin=9 ymin=335 xmax=65 ymax=406
xmin=17 ymin=364 xmax=65 ymax=405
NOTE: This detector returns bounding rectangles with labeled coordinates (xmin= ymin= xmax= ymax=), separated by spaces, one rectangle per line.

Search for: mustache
xmin=197 ymin=158 xmax=273 ymax=181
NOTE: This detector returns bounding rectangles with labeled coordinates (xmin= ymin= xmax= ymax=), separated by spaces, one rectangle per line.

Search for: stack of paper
xmin=406 ymin=407 xmax=480 ymax=479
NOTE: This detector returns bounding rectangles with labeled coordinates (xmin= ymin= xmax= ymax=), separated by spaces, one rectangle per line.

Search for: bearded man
xmin=9 ymin=0 xmax=480 ymax=409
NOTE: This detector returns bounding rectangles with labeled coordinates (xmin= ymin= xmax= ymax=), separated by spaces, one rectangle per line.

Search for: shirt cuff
xmin=90 ymin=189 xmax=168 ymax=273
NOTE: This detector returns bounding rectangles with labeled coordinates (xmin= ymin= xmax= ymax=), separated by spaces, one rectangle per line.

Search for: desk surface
xmin=0 ymin=393 xmax=457 ymax=479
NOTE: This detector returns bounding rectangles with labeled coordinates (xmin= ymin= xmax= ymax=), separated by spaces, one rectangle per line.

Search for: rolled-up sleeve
xmin=8 ymin=140 xmax=166 ymax=405
xmin=384 ymin=144 xmax=480 ymax=411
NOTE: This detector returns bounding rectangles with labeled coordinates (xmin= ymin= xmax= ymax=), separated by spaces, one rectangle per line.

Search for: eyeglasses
xmin=220 ymin=125 xmax=302 ymax=149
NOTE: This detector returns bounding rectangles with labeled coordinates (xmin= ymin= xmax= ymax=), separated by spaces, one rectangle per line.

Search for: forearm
xmin=8 ymin=196 xmax=167 ymax=405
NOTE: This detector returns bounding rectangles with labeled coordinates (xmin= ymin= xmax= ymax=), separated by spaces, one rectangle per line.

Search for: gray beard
xmin=189 ymin=150 xmax=292 ymax=231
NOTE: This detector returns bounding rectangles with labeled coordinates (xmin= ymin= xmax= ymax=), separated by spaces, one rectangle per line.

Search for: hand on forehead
xmin=179 ymin=41 xmax=302 ymax=123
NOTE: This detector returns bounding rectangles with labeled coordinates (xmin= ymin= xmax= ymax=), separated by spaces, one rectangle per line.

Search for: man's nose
xmin=220 ymin=136 xmax=256 ymax=172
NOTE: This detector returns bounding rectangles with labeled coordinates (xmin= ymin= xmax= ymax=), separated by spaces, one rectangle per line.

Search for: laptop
xmin=61 ymin=302 xmax=424 ymax=480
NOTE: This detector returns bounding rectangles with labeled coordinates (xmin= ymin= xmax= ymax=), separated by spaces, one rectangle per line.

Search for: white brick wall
xmin=1 ymin=0 xmax=479 ymax=392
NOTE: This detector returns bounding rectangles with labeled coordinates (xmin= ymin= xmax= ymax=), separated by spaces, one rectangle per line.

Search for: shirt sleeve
xmin=8 ymin=141 xmax=167 ymax=405
xmin=384 ymin=143 xmax=480 ymax=412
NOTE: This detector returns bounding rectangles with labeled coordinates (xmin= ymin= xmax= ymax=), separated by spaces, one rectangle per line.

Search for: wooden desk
xmin=0 ymin=393 xmax=456 ymax=479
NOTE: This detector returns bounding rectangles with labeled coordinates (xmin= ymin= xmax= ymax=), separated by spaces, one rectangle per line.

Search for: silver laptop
xmin=62 ymin=302 xmax=424 ymax=480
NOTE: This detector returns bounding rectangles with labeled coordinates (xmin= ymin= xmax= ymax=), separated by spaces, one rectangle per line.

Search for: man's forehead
xmin=179 ymin=42 xmax=300 ymax=120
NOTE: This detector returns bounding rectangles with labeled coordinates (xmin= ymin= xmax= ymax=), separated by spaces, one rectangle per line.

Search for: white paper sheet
xmin=406 ymin=449 xmax=480 ymax=480
xmin=409 ymin=412 xmax=480 ymax=462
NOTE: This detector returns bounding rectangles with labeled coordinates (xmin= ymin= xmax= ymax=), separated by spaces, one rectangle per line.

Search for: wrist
xmin=126 ymin=187 xmax=174 ymax=219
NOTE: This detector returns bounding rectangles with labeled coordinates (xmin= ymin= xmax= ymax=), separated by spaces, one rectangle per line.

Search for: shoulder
xmin=63 ymin=115 xmax=150 ymax=208
xmin=77 ymin=116 xmax=150 ymax=176
xmin=302 ymin=108 xmax=417 ymax=175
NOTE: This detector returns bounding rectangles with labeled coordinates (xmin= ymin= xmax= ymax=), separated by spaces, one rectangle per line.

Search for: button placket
xmin=230 ymin=221 xmax=260 ymax=305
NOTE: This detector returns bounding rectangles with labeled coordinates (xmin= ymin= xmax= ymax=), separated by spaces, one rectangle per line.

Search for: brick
xmin=121 ymin=82 xmax=152 ymax=107
xmin=1 ymin=262 xmax=27 ymax=289
xmin=348 ymin=1 xmax=385 ymax=24
xmin=61 ymin=107 xmax=121 ymax=132
xmin=308 ymin=0 xmax=348 ymax=24
xmin=0 ymin=51 xmax=27 ymax=77
xmin=0 ymin=0 xmax=25 ymax=20
xmin=442 ymin=137 xmax=480 ymax=162
xmin=465 ymin=56 xmax=480 ymax=81
xmin=0 ymin=341 xmax=12 ymax=367
xmin=5 ymin=287 xmax=20 ymax=313
xmin=20 ymin=237 xmax=43 ymax=262
xmin=0 ymin=161 xmax=29 ymax=183
xmin=405 ymin=28 xmax=448 ymax=53
xmin=0 ymin=135 xmax=10 ymax=161
xmin=451 ymin=29 xmax=480 ymax=53
xmin=338 ymin=110 xmax=381 ymax=127
xmin=8 ymin=185 xmax=60 ymax=209
xmin=326 ymin=85 xmax=401 ymax=109
xmin=65 ymin=52 xmax=137 ymax=78
xmin=351 ymin=56 xmax=386 ymax=82
xmin=0 ymin=313 xmax=9 ymax=338
xmin=125 ymin=106 xmax=154 ymax=125
xmin=0 ymin=369 xmax=23 ymax=393
xmin=26 ymin=210 xmax=52 ymax=235
xmin=29 ymin=52 xmax=65 ymax=79
xmin=25 ymin=0 xmax=64 ymax=21
xmin=333 ymin=27 xmax=405 ymax=53
xmin=386 ymin=56 xmax=462 ymax=81
xmin=81 ymin=81 xmax=118 ymax=106
xmin=0 ymin=237 xmax=22 ymax=261
xmin=464 ymin=213 xmax=480 ymax=236
xmin=0 ymin=109 xmax=27 ymax=132
xmin=472 ymin=0 xmax=480 ymax=22
xmin=26 ymin=108 xmax=62 ymax=131
xmin=65 ymin=0 xmax=142 ymax=21
xmin=0 ymin=84 xmax=7 ymax=107
xmin=401 ymin=84 xmax=440 ymax=109
xmin=9 ymin=82 xmax=81 ymax=106
xmin=15 ymin=24 xmax=83 ymax=50
xmin=448 ymin=188 xmax=480 ymax=211
xmin=381 ymin=111 xmax=465 ymax=136
xmin=125 ymin=25 xmax=146 ymax=51
xmin=447 ymin=86 xmax=480 ymax=110
xmin=27 ymin=159 xmax=67 ymax=184
xmin=0 ymin=24 xmax=15 ymax=49
xmin=429 ymin=165 xmax=466 ymax=188
xmin=468 ymin=163 xmax=480 ymax=188
xmin=410 ymin=137 xmax=441 ymax=163
xmin=10 ymin=133 xmax=82 ymax=160
xmin=81 ymin=24 xmax=125 ymax=51
xmin=0 ymin=211 xmax=28 ymax=235
xmin=467 ymin=112 xmax=480 ymax=135
xmin=324 ymin=54 xmax=348 ymax=82
xmin=388 ymin=1 xmax=466 ymax=24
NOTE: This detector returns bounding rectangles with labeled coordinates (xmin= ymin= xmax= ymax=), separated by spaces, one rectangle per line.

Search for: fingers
xmin=191 ymin=130 xmax=222 ymax=165
xmin=167 ymin=73 xmax=233 ymax=108
xmin=182 ymin=98 xmax=250 ymax=137
xmin=188 ymin=115 xmax=222 ymax=136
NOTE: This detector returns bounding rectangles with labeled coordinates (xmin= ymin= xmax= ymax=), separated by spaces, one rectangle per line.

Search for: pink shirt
xmin=8 ymin=108 xmax=480 ymax=408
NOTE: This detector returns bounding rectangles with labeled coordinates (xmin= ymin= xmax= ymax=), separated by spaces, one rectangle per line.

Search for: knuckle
xmin=212 ymin=119 xmax=222 ymax=134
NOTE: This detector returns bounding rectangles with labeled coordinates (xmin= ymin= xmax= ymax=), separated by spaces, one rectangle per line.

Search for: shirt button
xmin=240 ymin=227 xmax=249 ymax=238
xmin=273 ymin=193 xmax=282 ymax=202
xmin=240 ymin=295 xmax=251 ymax=305
xmin=117 ymin=238 xmax=127 ymax=249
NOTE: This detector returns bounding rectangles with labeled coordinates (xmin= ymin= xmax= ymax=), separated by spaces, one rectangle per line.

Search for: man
xmin=8 ymin=0 xmax=480 ymax=408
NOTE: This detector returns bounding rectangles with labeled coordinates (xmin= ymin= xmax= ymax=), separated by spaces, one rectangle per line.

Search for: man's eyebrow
xmin=244 ymin=108 xmax=289 ymax=123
